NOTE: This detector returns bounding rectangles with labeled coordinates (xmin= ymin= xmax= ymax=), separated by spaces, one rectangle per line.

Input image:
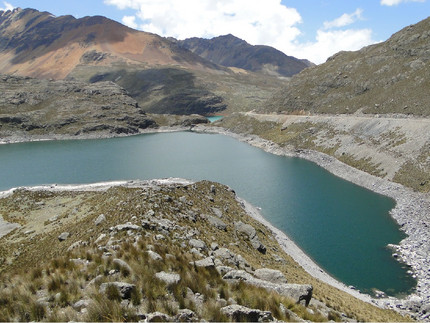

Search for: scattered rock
xmin=155 ymin=271 xmax=181 ymax=285
xmin=223 ymin=270 xmax=313 ymax=306
xmin=221 ymin=304 xmax=274 ymax=322
xmin=58 ymin=232 xmax=70 ymax=241
xmin=94 ymin=214 xmax=106 ymax=226
xmin=67 ymin=240 xmax=88 ymax=252
xmin=210 ymin=242 xmax=219 ymax=251
xmin=110 ymin=223 xmax=141 ymax=232
xmin=212 ymin=207 xmax=223 ymax=218
xmin=213 ymin=248 xmax=237 ymax=265
xmin=148 ymin=250 xmax=163 ymax=261
xmin=70 ymin=258 xmax=89 ymax=266
xmin=216 ymin=266 xmax=234 ymax=276
xmin=73 ymin=299 xmax=91 ymax=311
xmin=189 ymin=238 xmax=206 ymax=250
xmin=234 ymin=221 xmax=256 ymax=239
xmin=250 ymin=236 xmax=267 ymax=254
xmin=94 ymin=233 xmax=107 ymax=245
xmin=191 ymin=257 xmax=215 ymax=268
xmin=146 ymin=311 xmax=172 ymax=322
xmin=174 ymin=309 xmax=199 ymax=322
xmin=99 ymin=282 xmax=136 ymax=299
xmin=254 ymin=268 xmax=287 ymax=284
xmin=223 ymin=269 xmax=254 ymax=281
xmin=113 ymin=258 xmax=132 ymax=273
xmin=207 ymin=216 xmax=227 ymax=231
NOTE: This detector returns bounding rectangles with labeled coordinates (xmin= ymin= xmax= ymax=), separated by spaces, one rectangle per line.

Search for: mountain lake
xmin=0 ymin=131 xmax=416 ymax=296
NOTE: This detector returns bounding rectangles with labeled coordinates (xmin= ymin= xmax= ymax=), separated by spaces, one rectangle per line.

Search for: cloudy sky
xmin=1 ymin=0 xmax=429 ymax=64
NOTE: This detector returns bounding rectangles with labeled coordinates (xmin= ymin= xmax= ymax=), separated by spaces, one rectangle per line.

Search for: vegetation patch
xmin=0 ymin=180 xmax=410 ymax=322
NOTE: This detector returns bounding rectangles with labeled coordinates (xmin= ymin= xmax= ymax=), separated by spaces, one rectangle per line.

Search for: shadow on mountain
xmin=89 ymin=68 xmax=227 ymax=115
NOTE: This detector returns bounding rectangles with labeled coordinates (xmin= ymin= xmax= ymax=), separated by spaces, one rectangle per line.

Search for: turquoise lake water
xmin=0 ymin=131 xmax=416 ymax=296
xmin=206 ymin=116 xmax=223 ymax=123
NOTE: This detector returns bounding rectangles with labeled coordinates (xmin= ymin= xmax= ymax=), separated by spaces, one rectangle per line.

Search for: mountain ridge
xmin=262 ymin=16 xmax=430 ymax=116
xmin=177 ymin=34 xmax=313 ymax=77
xmin=0 ymin=7 xmax=290 ymax=115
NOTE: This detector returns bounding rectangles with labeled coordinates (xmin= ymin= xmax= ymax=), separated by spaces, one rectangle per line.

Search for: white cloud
xmin=105 ymin=0 xmax=302 ymax=45
xmin=323 ymin=8 xmax=363 ymax=29
xmin=289 ymin=29 xmax=375 ymax=64
xmin=105 ymin=0 xmax=378 ymax=64
xmin=381 ymin=0 xmax=425 ymax=6
xmin=122 ymin=15 xmax=138 ymax=29
xmin=0 ymin=1 xmax=14 ymax=11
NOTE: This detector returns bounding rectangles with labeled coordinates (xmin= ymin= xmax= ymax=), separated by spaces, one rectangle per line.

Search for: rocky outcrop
xmin=221 ymin=304 xmax=274 ymax=322
xmin=223 ymin=269 xmax=313 ymax=306
xmin=0 ymin=74 xmax=157 ymax=140
xmin=234 ymin=221 xmax=266 ymax=254
xmin=254 ymin=268 xmax=288 ymax=284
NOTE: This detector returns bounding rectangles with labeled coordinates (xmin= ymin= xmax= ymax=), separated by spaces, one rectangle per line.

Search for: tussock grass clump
xmin=0 ymin=181 xmax=412 ymax=322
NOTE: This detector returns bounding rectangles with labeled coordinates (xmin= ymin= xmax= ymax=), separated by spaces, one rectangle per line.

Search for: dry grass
xmin=0 ymin=181 xmax=411 ymax=322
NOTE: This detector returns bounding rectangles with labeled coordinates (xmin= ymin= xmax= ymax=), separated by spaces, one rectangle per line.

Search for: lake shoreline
xmin=192 ymin=124 xmax=430 ymax=318
xmin=1 ymin=125 xmax=429 ymax=318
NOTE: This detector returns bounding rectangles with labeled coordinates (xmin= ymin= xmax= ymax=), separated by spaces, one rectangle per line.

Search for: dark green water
xmin=0 ymin=132 xmax=415 ymax=296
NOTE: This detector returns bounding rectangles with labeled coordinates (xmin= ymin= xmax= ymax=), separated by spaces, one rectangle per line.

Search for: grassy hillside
xmin=0 ymin=181 xmax=409 ymax=322
xmin=263 ymin=17 xmax=430 ymax=116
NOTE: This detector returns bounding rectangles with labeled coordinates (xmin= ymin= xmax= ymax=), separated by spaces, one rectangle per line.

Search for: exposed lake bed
xmin=0 ymin=125 xmax=429 ymax=318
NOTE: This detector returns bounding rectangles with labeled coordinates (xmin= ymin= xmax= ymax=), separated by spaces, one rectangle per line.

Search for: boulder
xmin=221 ymin=304 xmax=274 ymax=322
xmin=223 ymin=270 xmax=253 ymax=281
xmin=174 ymin=309 xmax=199 ymax=322
xmin=208 ymin=216 xmax=227 ymax=231
xmin=250 ymin=236 xmax=267 ymax=254
xmin=67 ymin=240 xmax=88 ymax=252
xmin=189 ymin=238 xmax=206 ymax=250
xmin=146 ymin=311 xmax=172 ymax=322
xmin=213 ymin=248 xmax=237 ymax=265
xmin=113 ymin=258 xmax=132 ymax=274
xmin=58 ymin=232 xmax=70 ymax=241
xmin=110 ymin=223 xmax=141 ymax=232
xmin=73 ymin=299 xmax=91 ymax=311
xmin=254 ymin=268 xmax=287 ymax=284
xmin=154 ymin=218 xmax=176 ymax=231
xmin=234 ymin=221 xmax=267 ymax=253
xmin=191 ymin=257 xmax=215 ymax=268
xmin=94 ymin=214 xmax=106 ymax=226
xmin=99 ymin=282 xmax=136 ymax=299
xmin=148 ymin=250 xmax=163 ymax=261
xmin=234 ymin=221 xmax=256 ymax=239
xmin=212 ymin=207 xmax=223 ymax=218
xmin=223 ymin=270 xmax=312 ymax=306
xmin=216 ymin=265 xmax=234 ymax=276
xmin=155 ymin=271 xmax=181 ymax=285
xmin=210 ymin=242 xmax=219 ymax=251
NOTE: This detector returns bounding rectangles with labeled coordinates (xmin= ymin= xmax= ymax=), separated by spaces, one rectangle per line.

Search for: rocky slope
xmin=0 ymin=8 xmax=287 ymax=115
xmin=0 ymin=74 xmax=160 ymax=141
xmin=176 ymin=34 xmax=312 ymax=77
xmin=0 ymin=179 xmax=409 ymax=322
xmin=263 ymin=16 xmax=430 ymax=116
